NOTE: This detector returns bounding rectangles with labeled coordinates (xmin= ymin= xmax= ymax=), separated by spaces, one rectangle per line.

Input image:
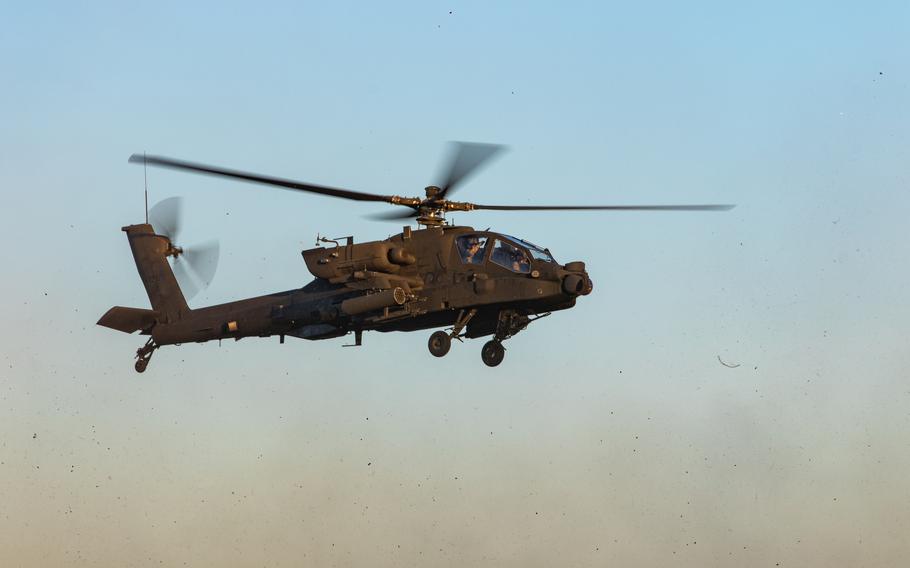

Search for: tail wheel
xmin=428 ymin=330 xmax=452 ymax=357
xmin=481 ymin=340 xmax=505 ymax=367
xmin=134 ymin=337 xmax=157 ymax=373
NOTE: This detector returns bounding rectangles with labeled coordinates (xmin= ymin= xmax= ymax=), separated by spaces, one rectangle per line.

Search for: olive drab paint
xmin=99 ymin=221 xmax=593 ymax=371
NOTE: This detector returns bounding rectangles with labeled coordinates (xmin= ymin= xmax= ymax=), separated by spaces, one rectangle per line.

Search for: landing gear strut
xmin=450 ymin=308 xmax=477 ymax=340
xmin=477 ymin=310 xmax=524 ymax=367
xmin=477 ymin=310 xmax=547 ymax=367
xmin=425 ymin=309 xmax=549 ymax=367
xmin=426 ymin=309 xmax=477 ymax=358
xmin=134 ymin=337 xmax=158 ymax=373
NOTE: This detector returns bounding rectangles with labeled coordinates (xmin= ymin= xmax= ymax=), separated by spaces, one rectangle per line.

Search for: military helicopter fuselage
xmin=100 ymin=221 xmax=592 ymax=371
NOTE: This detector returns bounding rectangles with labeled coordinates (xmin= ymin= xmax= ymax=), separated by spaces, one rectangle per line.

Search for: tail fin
xmin=121 ymin=223 xmax=189 ymax=322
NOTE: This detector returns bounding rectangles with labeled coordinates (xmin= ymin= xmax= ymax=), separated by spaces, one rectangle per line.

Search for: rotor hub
xmin=416 ymin=205 xmax=448 ymax=226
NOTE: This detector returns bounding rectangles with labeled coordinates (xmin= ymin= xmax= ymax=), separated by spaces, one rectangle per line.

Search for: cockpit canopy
xmin=501 ymin=235 xmax=555 ymax=263
xmin=454 ymin=232 xmax=555 ymax=274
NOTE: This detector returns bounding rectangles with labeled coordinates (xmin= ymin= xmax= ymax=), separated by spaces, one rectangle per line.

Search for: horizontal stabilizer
xmin=97 ymin=306 xmax=158 ymax=334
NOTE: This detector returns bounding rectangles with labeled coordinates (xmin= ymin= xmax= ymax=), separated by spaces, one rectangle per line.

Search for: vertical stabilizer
xmin=123 ymin=224 xmax=189 ymax=321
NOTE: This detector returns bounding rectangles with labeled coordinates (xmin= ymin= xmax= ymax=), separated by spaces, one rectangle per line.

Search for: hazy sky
xmin=2 ymin=1 xmax=909 ymax=566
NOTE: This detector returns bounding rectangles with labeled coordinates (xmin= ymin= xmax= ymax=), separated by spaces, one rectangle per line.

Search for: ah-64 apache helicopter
xmin=98 ymin=143 xmax=733 ymax=372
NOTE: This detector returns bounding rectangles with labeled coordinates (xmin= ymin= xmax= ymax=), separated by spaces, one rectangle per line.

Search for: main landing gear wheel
xmin=481 ymin=340 xmax=505 ymax=367
xmin=428 ymin=330 xmax=452 ymax=357
xmin=135 ymin=358 xmax=149 ymax=373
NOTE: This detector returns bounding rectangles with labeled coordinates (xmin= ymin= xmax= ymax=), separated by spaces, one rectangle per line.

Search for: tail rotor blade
xmin=152 ymin=197 xmax=218 ymax=302
xmin=148 ymin=196 xmax=183 ymax=241
xmin=183 ymin=240 xmax=220 ymax=287
xmin=172 ymin=258 xmax=201 ymax=301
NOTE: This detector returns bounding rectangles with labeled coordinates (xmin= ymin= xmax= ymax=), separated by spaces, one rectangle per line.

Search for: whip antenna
xmin=144 ymin=151 xmax=149 ymax=224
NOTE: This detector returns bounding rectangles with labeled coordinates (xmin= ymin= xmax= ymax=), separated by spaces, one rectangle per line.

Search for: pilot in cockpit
xmin=512 ymin=252 xmax=530 ymax=273
xmin=458 ymin=235 xmax=486 ymax=264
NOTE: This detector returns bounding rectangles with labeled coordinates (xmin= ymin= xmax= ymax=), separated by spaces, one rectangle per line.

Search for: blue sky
xmin=2 ymin=2 xmax=909 ymax=565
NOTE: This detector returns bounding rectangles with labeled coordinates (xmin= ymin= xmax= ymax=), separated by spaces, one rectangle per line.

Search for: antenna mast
xmin=144 ymin=151 xmax=149 ymax=224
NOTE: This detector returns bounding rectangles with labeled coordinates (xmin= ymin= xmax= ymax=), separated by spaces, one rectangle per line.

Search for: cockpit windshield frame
xmin=502 ymin=235 xmax=556 ymax=263
xmin=490 ymin=238 xmax=531 ymax=274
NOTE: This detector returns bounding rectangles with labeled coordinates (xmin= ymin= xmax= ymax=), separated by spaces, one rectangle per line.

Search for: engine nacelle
xmin=303 ymin=242 xmax=401 ymax=279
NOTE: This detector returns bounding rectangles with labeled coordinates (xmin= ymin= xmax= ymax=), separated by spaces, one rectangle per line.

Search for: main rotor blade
xmin=469 ymin=203 xmax=736 ymax=211
xmin=436 ymin=142 xmax=506 ymax=200
xmin=148 ymin=196 xmax=183 ymax=241
xmin=364 ymin=209 xmax=418 ymax=222
xmin=130 ymin=154 xmax=396 ymax=203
